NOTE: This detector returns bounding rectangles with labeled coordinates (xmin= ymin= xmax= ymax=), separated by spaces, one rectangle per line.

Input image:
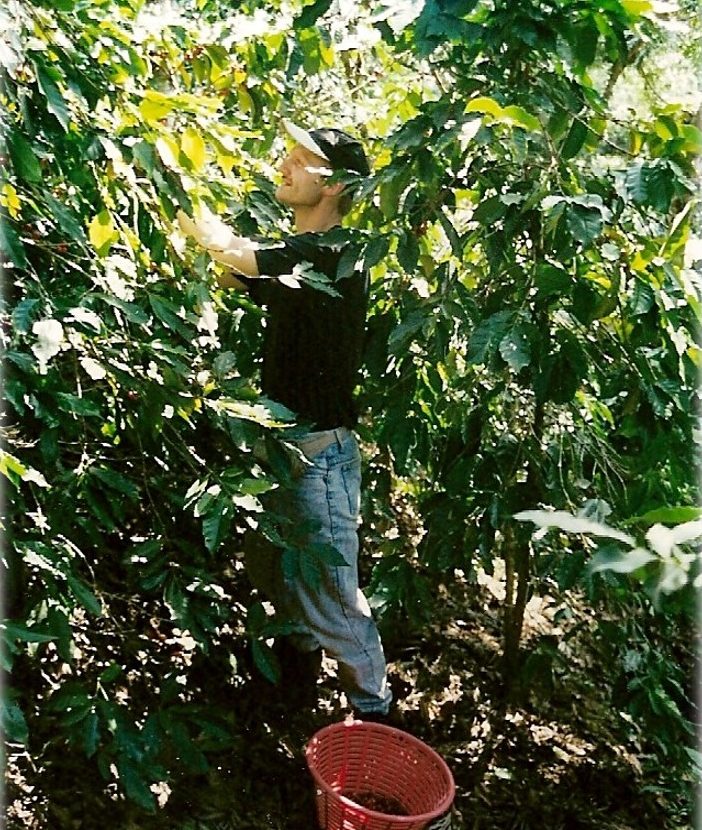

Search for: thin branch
xmin=604 ymin=40 xmax=647 ymax=102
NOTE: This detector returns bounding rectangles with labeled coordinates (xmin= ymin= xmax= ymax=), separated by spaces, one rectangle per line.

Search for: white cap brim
xmin=282 ymin=119 xmax=330 ymax=161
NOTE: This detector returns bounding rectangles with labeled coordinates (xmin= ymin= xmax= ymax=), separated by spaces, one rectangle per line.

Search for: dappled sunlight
xmin=4 ymin=0 xmax=697 ymax=827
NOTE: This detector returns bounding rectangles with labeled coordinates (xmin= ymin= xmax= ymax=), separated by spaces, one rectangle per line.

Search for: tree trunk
xmin=502 ymin=531 xmax=530 ymax=685
xmin=502 ymin=400 xmax=545 ymax=690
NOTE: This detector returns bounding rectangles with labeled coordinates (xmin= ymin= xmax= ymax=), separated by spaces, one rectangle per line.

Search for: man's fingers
xmin=176 ymin=209 xmax=198 ymax=237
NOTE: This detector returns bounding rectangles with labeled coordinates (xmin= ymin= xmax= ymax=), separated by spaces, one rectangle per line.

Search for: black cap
xmin=283 ymin=119 xmax=371 ymax=177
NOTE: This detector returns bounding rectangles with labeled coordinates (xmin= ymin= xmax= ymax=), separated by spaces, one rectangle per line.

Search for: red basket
xmin=305 ymin=720 xmax=455 ymax=830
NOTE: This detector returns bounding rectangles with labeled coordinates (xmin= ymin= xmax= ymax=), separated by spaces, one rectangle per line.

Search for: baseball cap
xmin=282 ymin=119 xmax=371 ymax=177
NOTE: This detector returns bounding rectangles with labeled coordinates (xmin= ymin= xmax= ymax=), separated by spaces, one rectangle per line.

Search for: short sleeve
xmin=236 ymin=239 xmax=298 ymax=305
xmin=255 ymin=239 xmax=301 ymax=277
xmin=242 ymin=236 xmax=321 ymax=305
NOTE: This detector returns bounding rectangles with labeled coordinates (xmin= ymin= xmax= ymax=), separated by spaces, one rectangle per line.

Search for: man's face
xmin=275 ymin=144 xmax=332 ymax=207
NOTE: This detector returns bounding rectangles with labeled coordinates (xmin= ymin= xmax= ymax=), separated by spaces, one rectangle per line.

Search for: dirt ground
xmin=6 ymin=568 xmax=693 ymax=830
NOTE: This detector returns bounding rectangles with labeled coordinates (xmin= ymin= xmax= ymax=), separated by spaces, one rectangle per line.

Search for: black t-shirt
xmin=241 ymin=232 xmax=369 ymax=431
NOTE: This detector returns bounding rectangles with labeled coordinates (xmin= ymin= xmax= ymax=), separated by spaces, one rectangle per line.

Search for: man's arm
xmin=177 ymin=207 xmax=259 ymax=289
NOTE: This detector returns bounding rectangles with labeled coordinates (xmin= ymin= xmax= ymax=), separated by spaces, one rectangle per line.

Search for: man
xmin=177 ymin=120 xmax=392 ymax=719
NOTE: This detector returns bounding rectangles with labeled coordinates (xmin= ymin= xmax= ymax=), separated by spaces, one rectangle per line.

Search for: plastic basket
xmin=305 ymin=720 xmax=455 ymax=830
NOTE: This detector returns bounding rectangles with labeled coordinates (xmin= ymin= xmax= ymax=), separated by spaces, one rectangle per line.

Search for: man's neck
xmin=292 ymin=204 xmax=341 ymax=234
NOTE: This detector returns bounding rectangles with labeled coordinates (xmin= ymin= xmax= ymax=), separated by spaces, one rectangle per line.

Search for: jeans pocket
xmin=339 ymin=458 xmax=361 ymax=520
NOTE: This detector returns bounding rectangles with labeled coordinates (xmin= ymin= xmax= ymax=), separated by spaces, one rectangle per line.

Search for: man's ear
xmin=322 ymin=181 xmax=345 ymax=197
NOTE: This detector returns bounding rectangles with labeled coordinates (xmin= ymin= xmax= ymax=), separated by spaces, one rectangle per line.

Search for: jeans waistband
xmin=290 ymin=427 xmax=350 ymax=457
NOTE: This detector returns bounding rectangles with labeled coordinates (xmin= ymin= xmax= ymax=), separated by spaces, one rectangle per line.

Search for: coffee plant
xmin=1 ymin=0 xmax=699 ymax=816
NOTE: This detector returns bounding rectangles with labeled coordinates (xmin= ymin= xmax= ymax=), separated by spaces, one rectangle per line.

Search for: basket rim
xmin=304 ymin=720 xmax=456 ymax=825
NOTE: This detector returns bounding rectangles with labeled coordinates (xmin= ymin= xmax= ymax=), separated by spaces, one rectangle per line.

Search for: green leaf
xmin=283 ymin=542 xmax=346 ymax=592
xmin=336 ymin=244 xmax=362 ymax=279
xmin=502 ymin=105 xmax=541 ymax=132
xmin=570 ymin=19 xmax=599 ymax=67
xmin=246 ymin=600 xmax=268 ymax=635
xmin=48 ymin=684 xmax=91 ymax=716
xmin=535 ymin=335 xmax=587 ymax=404
xmin=11 ymin=298 xmax=40 ymax=333
xmin=473 ymin=196 xmax=507 ymax=226
xmin=211 ymin=399 xmax=294 ymax=428
xmin=387 ymin=311 xmax=425 ymax=355
xmin=140 ymin=96 xmax=174 ymax=125
xmin=8 ymin=133 xmax=43 ymax=183
xmin=202 ymin=498 xmax=232 ymax=553
xmin=625 ymin=160 xmax=676 ymax=212
xmin=132 ymin=140 xmax=156 ymax=174
xmin=363 ymin=235 xmax=390 ymax=269
xmin=380 ymin=168 xmax=411 ymax=220
xmin=2 ymin=621 xmax=57 ymax=644
xmin=251 ymin=639 xmax=280 ymax=684
xmin=213 ymin=351 xmax=237 ymax=378
xmin=238 ymin=477 xmax=276 ymax=496
xmin=467 ymin=310 xmax=512 ymax=364
xmin=629 ymin=279 xmax=655 ymax=316
xmin=566 ymin=204 xmax=603 ymax=247
xmin=2 ymin=699 xmax=28 ymax=744
xmin=625 ymin=161 xmax=648 ymax=203
xmin=45 ymin=194 xmax=87 ymax=244
xmin=299 ymin=550 xmax=323 ymax=589
xmin=181 ymin=127 xmax=207 ymax=172
xmin=685 ymin=747 xmax=702 ymax=775
xmin=388 ymin=417 xmax=415 ymax=472
xmin=95 ymin=294 xmax=150 ymax=325
xmin=514 ymin=509 xmax=635 ymax=545
xmin=88 ymin=210 xmax=116 ymax=256
xmin=588 ymin=545 xmax=656 ymax=576
xmin=620 ymin=0 xmax=652 ymax=16
xmin=541 ymin=197 xmax=568 ymax=241
xmin=47 ymin=607 xmax=73 ymax=662
xmin=437 ymin=209 xmax=462 ymax=257
xmin=35 ymin=65 xmax=70 ymax=131
xmin=499 ymin=324 xmax=532 ymax=372
xmin=292 ymin=263 xmax=341 ymax=297
xmin=67 ymin=575 xmax=102 ymax=615
xmin=681 ymin=124 xmax=702 ymax=153
xmin=100 ymin=662 xmax=123 ymax=683
xmin=295 ymin=0 xmax=334 ymax=28
xmin=82 ymin=710 xmax=100 ymax=757
xmin=396 ymin=230 xmax=420 ymax=272
xmin=393 ymin=120 xmax=428 ymax=150
xmin=560 ymin=119 xmax=589 ymax=159
xmin=547 ymin=108 xmax=570 ymax=141
xmin=6 ymin=351 xmax=34 ymax=373
xmin=298 ymin=28 xmax=322 ymax=74
xmin=56 ymin=393 xmax=101 ymax=417
xmin=117 ymin=755 xmax=156 ymax=811
xmin=91 ymin=467 xmax=139 ymax=499
xmin=164 ymin=576 xmax=189 ymax=624
xmin=535 ymin=264 xmax=570 ymax=297
xmin=169 ymin=720 xmax=208 ymax=772
xmin=644 ymin=163 xmax=675 ymax=213
xmin=465 ymin=96 xmax=504 ymax=118
xmin=629 ymin=506 xmax=702 ymax=526
xmin=148 ymin=294 xmax=192 ymax=339
xmin=307 ymin=542 xmax=348 ymax=567
xmin=0 ymin=216 xmax=28 ymax=269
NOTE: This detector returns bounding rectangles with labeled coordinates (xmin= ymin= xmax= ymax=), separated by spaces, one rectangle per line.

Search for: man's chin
xmin=275 ymin=185 xmax=292 ymax=204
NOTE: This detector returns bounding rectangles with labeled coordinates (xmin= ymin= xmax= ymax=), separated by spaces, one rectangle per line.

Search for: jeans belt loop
xmin=292 ymin=427 xmax=348 ymax=459
xmin=298 ymin=432 xmax=333 ymax=457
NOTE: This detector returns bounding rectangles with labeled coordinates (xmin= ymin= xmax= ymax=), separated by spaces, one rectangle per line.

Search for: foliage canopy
xmin=1 ymin=0 xmax=699 ymax=820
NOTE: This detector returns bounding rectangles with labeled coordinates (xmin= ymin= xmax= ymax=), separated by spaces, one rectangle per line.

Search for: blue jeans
xmin=250 ymin=428 xmax=391 ymax=714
